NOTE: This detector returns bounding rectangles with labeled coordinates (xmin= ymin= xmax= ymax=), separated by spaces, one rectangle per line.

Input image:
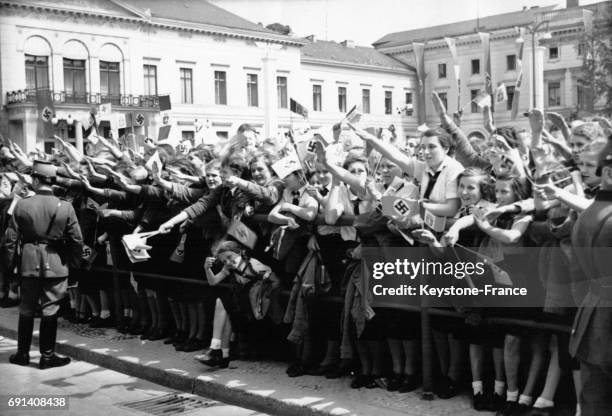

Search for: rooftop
xmin=119 ymin=0 xmax=275 ymax=35
xmin=301 ymin=39 xmax=414 ymax=72
xmin=373 ymin=5 xmax=558 ymax=48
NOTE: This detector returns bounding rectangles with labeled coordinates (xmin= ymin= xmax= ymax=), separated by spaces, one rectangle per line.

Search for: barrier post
xmin=420 ymin=305 xmax=434 ymax=400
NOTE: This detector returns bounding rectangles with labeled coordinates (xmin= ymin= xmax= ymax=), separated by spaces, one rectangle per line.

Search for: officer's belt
xmin=589 ymin=278 xmax=612 ymax=301
xmin=23 ymin=240 xmax=50 ymax=245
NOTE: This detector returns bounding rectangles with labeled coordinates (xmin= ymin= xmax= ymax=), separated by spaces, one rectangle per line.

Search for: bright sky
xmin=210 ymin=0 xmax=600 ymax=46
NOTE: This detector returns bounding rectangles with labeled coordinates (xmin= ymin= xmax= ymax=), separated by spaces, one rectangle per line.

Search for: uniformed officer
xmin=570 ymin=137 xmax=612 ymax=415
xmin=6 ymin=160 xmax=83 ymax=369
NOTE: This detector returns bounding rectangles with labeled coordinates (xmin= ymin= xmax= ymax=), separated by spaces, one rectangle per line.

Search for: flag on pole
xmin=495 ymin=83 xmax=508 ymax=104
xmin=271 ymin=152 xmax=303 ymax=179
xmin=473 ymin=91 xmax=491 ymax=108
xmin=511 ymin=72 xmax=524 ymax=120
xmin=98 ymin=103 xmax=112 ymax=120
xmin=478 ymin=32 xmax=493 ymax=110
xmin=290 ymin=98 xmax=309 ymax=118
xmin=36 ymin=89 xmax=55 ymax=139
xmin=412 ymin=42 xmax=427 ymax=125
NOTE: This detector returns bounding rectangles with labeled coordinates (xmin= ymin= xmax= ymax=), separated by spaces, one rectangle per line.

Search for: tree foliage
xmin=265 ymin=23 xmax=292 ymax=35
xmin=576 ymin=5 xmax=612 ymax=115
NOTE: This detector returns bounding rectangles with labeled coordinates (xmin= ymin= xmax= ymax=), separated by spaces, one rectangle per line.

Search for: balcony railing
xmin=6 ymin=89 xmax=159 ymax=108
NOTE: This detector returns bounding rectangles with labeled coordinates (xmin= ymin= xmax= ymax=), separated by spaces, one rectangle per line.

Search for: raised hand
xmin=431 ymin=91 xmax=447 ymax=118
xmin=346 ymin=122 xmax=376 ymax=142
xmin=412 ymin=228 xmax=438 ymax=245
xmin=442 ymin=229 xmax=459 ymax=247
xmin=483 ymin=105 xmax=495 ymax=134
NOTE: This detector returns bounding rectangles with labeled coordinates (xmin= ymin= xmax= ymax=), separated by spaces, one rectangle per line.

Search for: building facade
xmin=373 ymin=0 xmax=612 ymax=139
xmin=0 ymin=0 xmax=417 ymax=153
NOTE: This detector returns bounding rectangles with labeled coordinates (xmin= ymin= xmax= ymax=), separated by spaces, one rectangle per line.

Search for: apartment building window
xmin=247 ymin=74 xmax=258 ymax=107
xmin=577 ymin=43 xmax=585 ymax=57
xmin=362 ymin=89 xmax=371 ymax=113
xmin=384 ymin=91 xmax=393 ymax=115
xmin=506 ymin=55 xmax=517 ymax=71
xmin=25 ymin=54 xmax=49 ymax=91
xmin=338 ymin=86 xmax=347 ymax=112
xmin=100 ymin=60 xmax=120 ymax=104
xmin=438 ymin=63 xmax=447 ymax=79
xmin=277 ymin=76 xmax=288 ymax=109
xmin=548 ymin=82 xmax=561 ymax=107
xmin=470 ymin=89 xmax=479 ymax=113
xmin=179 ymin=68 xmax=193 ymax=104
xmin=63 ymin=58 xmax=86 ymax=103
xmin=214 ymin=71 xmax=227 ymax=105
xmin=439 ymin=92 xmax=448 ymax=112
xmin=405 ymin=92 xmax=413 ymax=116
xmin=471 ymin=59 xmax=480 ymax=75
xmin=313 ymin=85 xmax=322 ymax=111
xmin=506 ymin=86 xmax=515 ymax=111
xmin=182 ymin=131 xmax=195 ymax=142
xmin=549 ymin=47 xmax=559 ymax=60
xmin=143 ymin=64 xmax=157 ymax=96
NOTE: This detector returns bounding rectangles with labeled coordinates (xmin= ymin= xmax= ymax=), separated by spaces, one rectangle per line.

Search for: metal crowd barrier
xmin=91 ymin=212 xmax=571 ymax=401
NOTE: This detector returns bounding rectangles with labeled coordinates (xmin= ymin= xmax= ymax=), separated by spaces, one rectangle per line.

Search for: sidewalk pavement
xmin=0 ymin=307 xmax=483 ymax=416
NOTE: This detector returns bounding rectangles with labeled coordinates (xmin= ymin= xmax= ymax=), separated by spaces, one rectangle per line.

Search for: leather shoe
xmin=195 ymin=349 xmax=228 ymax=368
xmin=9 ymin=352 xmax=30 ymax=366
xmin=39 ymin=354 xmax=70 ymax=369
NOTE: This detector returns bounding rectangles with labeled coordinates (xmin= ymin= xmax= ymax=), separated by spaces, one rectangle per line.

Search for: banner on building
xmin=158 ymin=95 xmax=171 ymax=112
xmin=583 ymin=9 xmax=594 ymax=36
xmin=444 ymin=37 xmax=461 ymax=110
xmin=478 ymin=32 xmax=493 ymax=110
xmin=412 ymin=42 xmax=427 ymax=124
xmin=511 ymin=28 xmax=526 ymax=120
xmin=290 ymin=98 xmax=309 ymax=118
xmin=36 ymin=89 xmax=55 ymax=139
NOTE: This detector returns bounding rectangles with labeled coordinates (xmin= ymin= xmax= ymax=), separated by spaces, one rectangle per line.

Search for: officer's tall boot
xmin=9 ymin=314 xmax=33 ymax=366
xmin=38 ymin=314 xmax=70 ymax=369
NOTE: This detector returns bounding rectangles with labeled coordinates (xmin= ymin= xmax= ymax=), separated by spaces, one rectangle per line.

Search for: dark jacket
xmin=5 ymin=189 xmax=83 ymax=278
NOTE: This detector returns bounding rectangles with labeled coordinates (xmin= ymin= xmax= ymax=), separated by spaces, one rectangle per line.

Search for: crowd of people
xmin=1 ymin=91 xmax=611 ymax=416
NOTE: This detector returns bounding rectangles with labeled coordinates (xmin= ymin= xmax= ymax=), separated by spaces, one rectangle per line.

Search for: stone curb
xmin=0 ymin=324 xmax=336 ymax=416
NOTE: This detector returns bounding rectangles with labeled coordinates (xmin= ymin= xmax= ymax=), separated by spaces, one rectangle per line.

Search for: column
xmin=564 ymin=68 xmax=573 ymax=109
xmin=526 ymin=45 xmax=546 ymax=110
xmin=262 ymin=55 xmax=278 ymax=137
xmin=74 ymin=120 xmax=83 ymax=153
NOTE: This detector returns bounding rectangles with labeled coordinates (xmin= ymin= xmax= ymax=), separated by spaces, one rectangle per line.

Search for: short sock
xmin=210 ymin=338 xmax=221 ymax=350
xmin=576 ymin=403 xmax=581 ymax=416
xmin=506 ymin=390 xmax=519 ymax=402
xmin=100 ymin=310 xmax=111 ymax=319
xmin=533 ymin=397 xmax=554 ymax=408
xmin=472 ymin=380 xmax=483 ymax=395
xmin=221 ymin=348 xmax=229 ymax=358
xmin=494 ymin=380 xmax=506 ymax=396
xmin=518 ymin=394 xmax=533 ymax=406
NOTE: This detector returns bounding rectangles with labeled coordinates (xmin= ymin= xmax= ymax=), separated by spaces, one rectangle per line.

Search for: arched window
xmin=63 ymin=40 xmax=89 ymax=103
xmin=99 ymin=43 xmax=123 ymax=104
xmin=24 ymin=36 xmax=52 ymax=91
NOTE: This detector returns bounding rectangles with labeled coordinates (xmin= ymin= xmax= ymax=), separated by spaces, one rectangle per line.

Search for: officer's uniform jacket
xmin=569 ymin=190 xmax=612 ymax=370
xmin=4 ymin=189 xmax=83 ymax=278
